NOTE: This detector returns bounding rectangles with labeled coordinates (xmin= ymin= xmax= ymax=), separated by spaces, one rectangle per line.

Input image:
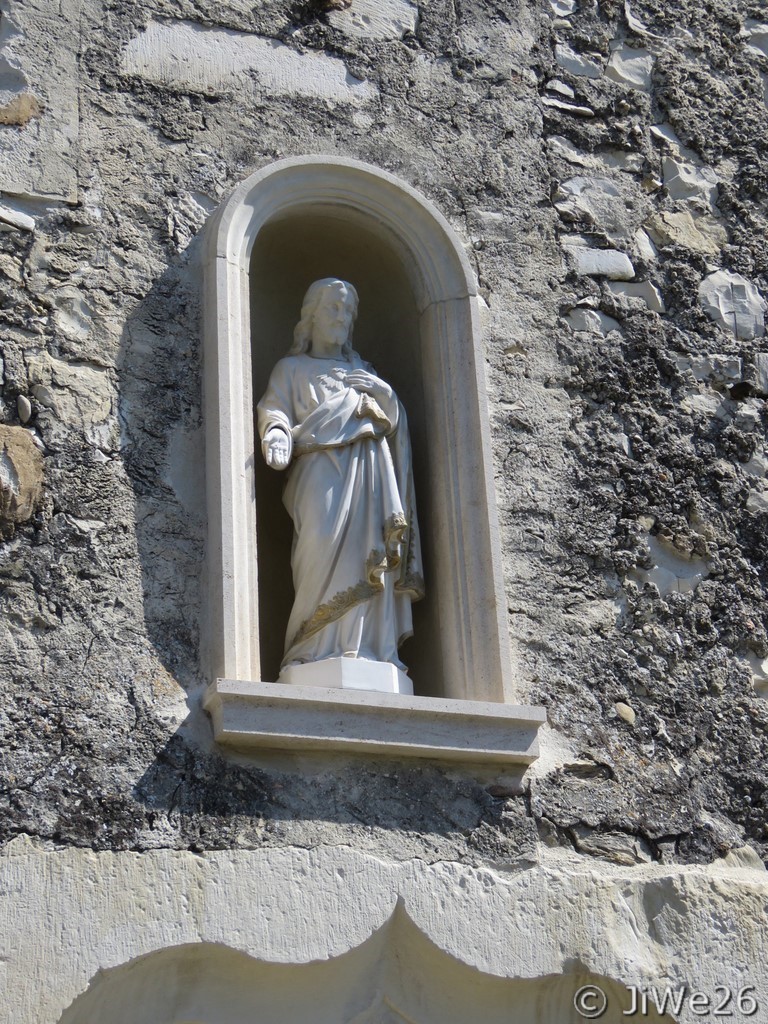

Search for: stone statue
xmin=257 ymin=278 xmax=424 ymax=690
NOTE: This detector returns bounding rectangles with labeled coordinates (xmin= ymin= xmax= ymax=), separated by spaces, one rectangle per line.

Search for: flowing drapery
xmin=257 ymin=353 xmax=424 ymax=671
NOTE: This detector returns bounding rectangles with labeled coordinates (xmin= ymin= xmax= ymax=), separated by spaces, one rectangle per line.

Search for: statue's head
xmin=290 ymin=278 xmax=359 ymax=357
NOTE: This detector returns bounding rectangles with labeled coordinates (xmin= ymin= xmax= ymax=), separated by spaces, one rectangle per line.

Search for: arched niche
xmin=250 ymin=209 xmax=432 ymax=688
xmin=203 ymin=156 xmax=515 ymax=704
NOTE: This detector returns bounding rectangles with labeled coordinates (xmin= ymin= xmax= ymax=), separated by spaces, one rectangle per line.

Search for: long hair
xmin=288 ymin=278 xmax=359 ymax=357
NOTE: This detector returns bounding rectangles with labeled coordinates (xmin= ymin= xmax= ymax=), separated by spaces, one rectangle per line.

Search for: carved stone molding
xmin=59 ymin=905 xmax=673 ymax=1024
xmin=203 ymin=679 xmax=546 ymax=764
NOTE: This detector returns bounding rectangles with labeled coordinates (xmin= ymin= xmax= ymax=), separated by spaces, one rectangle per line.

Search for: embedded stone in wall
xmin=122 ymin=20 xmax=378 ymax=103
xmin=737 ymin=22 xmax=768 ymax=98
xmin=675 ymin=353 xmax=743 ymax=385
xmin=645 ymin=210 xmax=728 ymax=255
xmin=0 ymin=0 xmax=79 ymax=200
xmin=541 ymin=95 xmax=594 ymax=117
xmin=698 ymin=270 xmax=766 ymax=340
xmin=614 ymin=702 xmax=636 ymax=726
xmin=680 ymin=391 xmax=729 ymax=420
xmin=742 ymin=450 xmax=768 ymax=479
xmin=467 ymin=209 xmax=516 ymax=241
xmin=17 ymin=395 xmax=31 ymax=423
xmin=546 ymin=79 xmax=576 ymax=100
xmin=51 ymin=287 xmax=93 ymax=340
xmin=553 ymin=176 xmax=633 ymax=240
xmin=754 ymin=354 xmax=768 ymax=397
xmin=570 ymin=824 xmax=652 ymax=865
xmin=565 ymin=307 xmax=621 ymax=335
xmin=328 ymin=0 xmax=418 ymax=40
xmin=547 ymin=135 xmax=644 ymax=174
xmin=662 ymin=155 xmax=719 ymax=206
xmin=628 ymin=533 xmax=710 ymax=596
xmin=746 ymin=652 xmax=768 ymax=697
xmin=554 ymin=43 xmax=602 ymax=79
xmin=0 ymin=91 xmax=41 ymax=126
xmin=734 ymin=398 xmax=762 ymax=431
xmin=565 ymin=243 xmax=634 ymax=280
xmin=606 ymin=279 xmax=665 ymax=313
xmin=604 ymin=45 xmax=653 ymax=91
xmin=0 ymin=200 xmax=35 ymax=232
xmin=623 ymin=1 xmax=651 ymax=34
xmin=0 ymin=424 xmax=43 ymax=532
xmin=167 ymin=191 xmax=217 ymax=252
xmin=746 ymin=490 xmax=768 ymax=514
xmin=27 ymin=353 xmax=113 ymax=442
xmin=548 ymin=135 xmax=590 ymax=166
xmin=632 ymin=228 xmax=657 ymax=262
xmin=650 ymin=124 xmax=720 ymax=209
xmin=743 ymin=20 xmax=768 ymax=59
xmin=602 ymin=149 xmax=645 ymax=173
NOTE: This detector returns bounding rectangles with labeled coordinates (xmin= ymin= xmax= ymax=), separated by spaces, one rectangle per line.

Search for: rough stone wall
xmin=516 ymin=0 xmax=768 ymax=869
xmin=0 ymin=0 xmax=766 ymax=880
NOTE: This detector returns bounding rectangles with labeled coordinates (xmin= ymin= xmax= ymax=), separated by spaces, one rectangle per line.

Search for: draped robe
xmin=257 ymin=353 xmax=424 ymax=671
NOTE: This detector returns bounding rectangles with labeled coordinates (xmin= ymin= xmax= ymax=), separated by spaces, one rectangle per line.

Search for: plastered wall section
xmin=3 ymin=839 xmax=768 ymax=1024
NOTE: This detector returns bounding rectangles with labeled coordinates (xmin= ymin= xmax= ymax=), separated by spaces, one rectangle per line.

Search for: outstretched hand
xmin=345 ymin=369 xmax=392 ymax=402
xmin=263 ymin=427 xmax=292 ymax=470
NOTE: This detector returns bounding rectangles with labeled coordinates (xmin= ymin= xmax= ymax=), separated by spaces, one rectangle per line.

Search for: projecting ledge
xmin=204 ymin=680 xmax=547 ymax=765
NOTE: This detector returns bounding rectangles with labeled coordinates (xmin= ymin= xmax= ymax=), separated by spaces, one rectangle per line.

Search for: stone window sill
xmin=204 ymin=680 xmax=546 ymax=765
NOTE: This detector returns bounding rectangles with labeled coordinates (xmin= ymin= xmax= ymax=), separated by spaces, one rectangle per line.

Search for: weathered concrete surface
xmin=0 ymin=0 xmax=764 ymax=918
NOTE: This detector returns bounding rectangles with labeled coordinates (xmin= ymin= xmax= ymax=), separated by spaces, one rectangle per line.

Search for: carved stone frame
xmin=202 ymin=156 xmax=544 ymax=762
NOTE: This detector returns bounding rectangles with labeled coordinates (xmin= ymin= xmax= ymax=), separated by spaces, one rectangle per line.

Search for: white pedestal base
xmin=280 ymin=658 xmax=413 ymax=695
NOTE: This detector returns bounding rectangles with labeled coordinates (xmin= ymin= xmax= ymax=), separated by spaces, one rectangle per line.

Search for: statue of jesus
xmin=257 ymin=278 xmax=424 ymax=684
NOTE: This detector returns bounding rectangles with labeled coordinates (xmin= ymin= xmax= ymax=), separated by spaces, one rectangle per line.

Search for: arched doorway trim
xmin=59 ymin=914 xmax=679 ymax=1024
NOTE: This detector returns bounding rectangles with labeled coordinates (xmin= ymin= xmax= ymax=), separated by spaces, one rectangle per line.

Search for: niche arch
xmin=204 ymin=156 xmax=514 ymax=702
